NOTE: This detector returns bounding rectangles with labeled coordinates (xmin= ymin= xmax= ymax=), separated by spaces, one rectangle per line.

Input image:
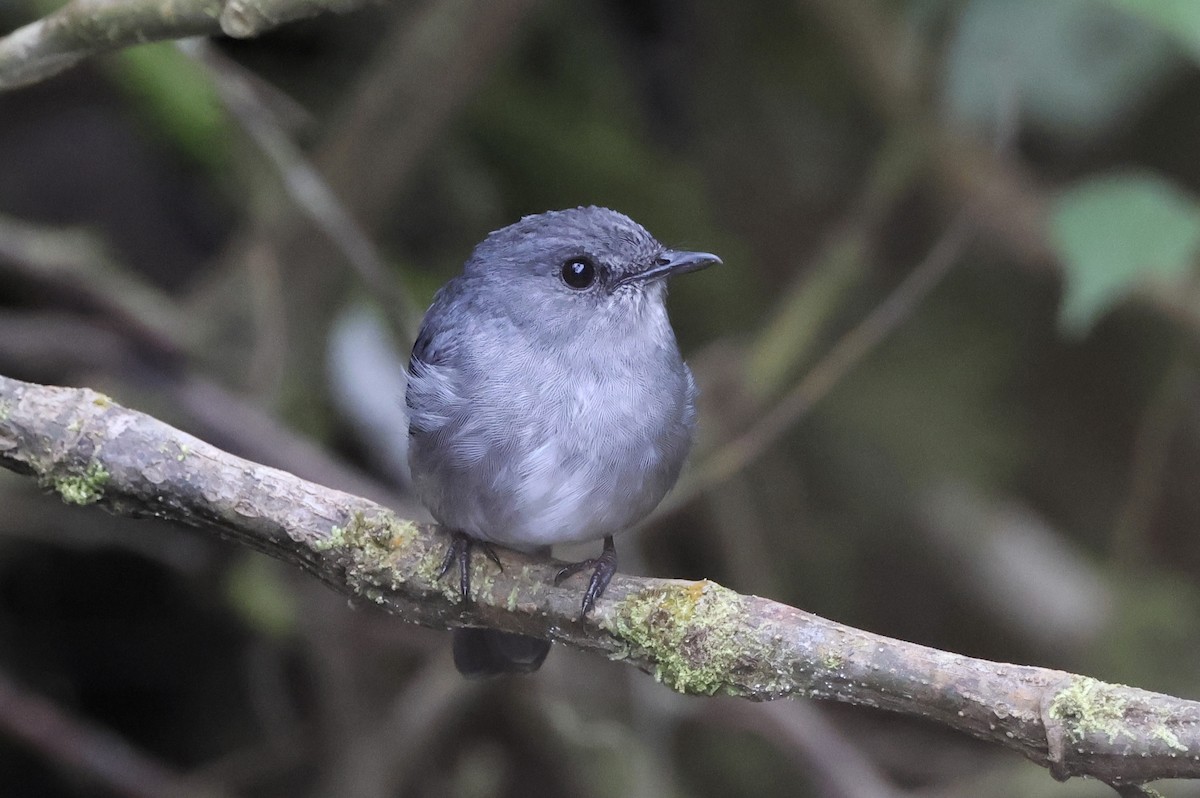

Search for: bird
xmin=406 ymin=206 xmax=719 ymax=676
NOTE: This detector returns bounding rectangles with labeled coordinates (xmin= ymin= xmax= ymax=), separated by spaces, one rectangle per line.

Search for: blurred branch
xmin=0 ymin=205 xmax=420 ymax=511
xmin=662 ymin=210 xmax=972 ymax=516
xmin=3 ymin=375 xmax=1200 ymax=789
xmin=919 ymin=484 xmax=1112 ymax=653
xmin=0 ymin=477 xmax=212 ymax=572
xmin=168 ymin=371 xmax=421 ymax=513
xmin=796 ymin=0 xmax=1057 ymax=271
xmin=0 ymin=214 xmax=188 ymax=360
xmin=0 ymin=309 xmax=416 ymax=512
xmin=710 ymin=700 xmax=905 ymax=798
xmin=0 ymin=0 xmax=380 ymax=89
xmin=799 ymin=0 xmax=1200 ymax=346
xmin=745 ymin=130 xmax=925 ymax=400
xmin=178 ymin=38 xmax=421 ymax=343
xmin=314 ymin=0 xmax=537 ymax=232
xmin=315 ymin=655 xmax=484 ymax=798
xmin=1111 ymin=353 xmax=1195 ymax=564
xmin=0 ymin=667 xmax=226 ymax=798
xmin=0 ymin=313 xmax=137 ymax=376
xmin=187 ymin=0 xmax=536 ymax=413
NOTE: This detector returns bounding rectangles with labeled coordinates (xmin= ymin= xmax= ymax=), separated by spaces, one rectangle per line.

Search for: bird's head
xmin=462 ymin=206 xmax=719 ymax=340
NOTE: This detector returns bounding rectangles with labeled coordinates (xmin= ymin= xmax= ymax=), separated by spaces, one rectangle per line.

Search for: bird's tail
xmin=452 ymin=628 xmax=551 ymax=677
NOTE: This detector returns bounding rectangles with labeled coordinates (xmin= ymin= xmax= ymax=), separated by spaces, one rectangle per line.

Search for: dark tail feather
xmin=452 ymin=628 xmax=551 ymax=677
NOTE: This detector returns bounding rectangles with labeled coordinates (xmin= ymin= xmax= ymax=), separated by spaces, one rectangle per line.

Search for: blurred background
xmin=2 ymin=0 xmax=1200 ymax=795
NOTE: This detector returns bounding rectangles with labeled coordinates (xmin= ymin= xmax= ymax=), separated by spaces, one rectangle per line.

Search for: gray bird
xmin=406 ymin=206 xmax=719 ymax=676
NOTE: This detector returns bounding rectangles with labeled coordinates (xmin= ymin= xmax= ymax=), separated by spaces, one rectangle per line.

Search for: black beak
xmin=618 ymin=249 xmax=722 ymax=286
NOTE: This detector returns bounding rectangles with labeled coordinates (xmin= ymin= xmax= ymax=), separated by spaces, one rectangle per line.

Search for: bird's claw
xmin=554 ymin=536 xmax=617 ymax=618
xmin=438 ymin=531 xmax=503 ymax=604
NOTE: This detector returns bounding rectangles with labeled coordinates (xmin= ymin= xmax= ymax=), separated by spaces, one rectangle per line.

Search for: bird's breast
xmin=408 ymin=314 xmax=696 ymax=548
xmin=464 ymin=341 xmax=692 ymax=546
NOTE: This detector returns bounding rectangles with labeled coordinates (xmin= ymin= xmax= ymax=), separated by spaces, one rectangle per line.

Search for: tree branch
xmin=0 ymin=667 xmax=227 ymax=798
xmin=0 ymin=0 xmax=380 ymax=89
xmin=2 ymin=372 xmax=1199 ymax=788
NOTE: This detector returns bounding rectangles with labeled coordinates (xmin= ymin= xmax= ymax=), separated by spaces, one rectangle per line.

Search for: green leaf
xmin=1050 ymin=174 xmax=1200 ymax=335
xmin=1103 ymin=0 xmax=1200 ymax=63
xmin=944 ymin=0 xmax=1175 ymax=143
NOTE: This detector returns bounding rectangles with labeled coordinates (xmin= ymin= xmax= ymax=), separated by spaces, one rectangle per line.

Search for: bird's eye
xmin=560 ymin=257 xmax=596 ymax=289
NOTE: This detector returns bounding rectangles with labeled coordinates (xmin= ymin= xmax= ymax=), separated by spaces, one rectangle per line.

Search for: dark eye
xmin=560 ymin=257 xmax=596 ymax=289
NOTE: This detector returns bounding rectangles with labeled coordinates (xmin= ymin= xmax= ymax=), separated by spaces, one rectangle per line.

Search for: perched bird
xmin=406 ymin=206 xmax=719 ymax=676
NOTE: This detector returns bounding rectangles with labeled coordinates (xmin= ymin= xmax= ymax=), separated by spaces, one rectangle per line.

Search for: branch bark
xmin=0 ymin=0 xmax=380 ymax=89
xmin=2 ymin=372 xmax=1199 ymax=788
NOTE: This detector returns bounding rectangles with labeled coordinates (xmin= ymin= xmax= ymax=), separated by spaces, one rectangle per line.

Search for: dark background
xmin=2 ymin=0 xmax=1200 ymax=796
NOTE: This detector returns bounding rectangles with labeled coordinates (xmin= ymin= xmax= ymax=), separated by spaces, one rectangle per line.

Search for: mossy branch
xmin=2 ymin=373 xmax=1200 ymax=789
xmin=0 ymin=0 xmax=380 ymax=89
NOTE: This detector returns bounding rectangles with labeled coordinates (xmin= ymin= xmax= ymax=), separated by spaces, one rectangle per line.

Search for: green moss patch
xmin=1048 ymin=676 xmax=1133 ymax=744
xmin=609 ymin=580 xmax=746 ymax=695
xmin=54 ymin=461 xmax=109 ymax=505
xmin=315 ymin=510 xmax=417 ymax=553
xmin=315 ymin=510 xmax=423 ymax=599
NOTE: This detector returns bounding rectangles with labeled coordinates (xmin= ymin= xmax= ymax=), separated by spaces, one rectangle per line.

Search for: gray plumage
xmin=406 ymin=206 xmax=718 ymax=675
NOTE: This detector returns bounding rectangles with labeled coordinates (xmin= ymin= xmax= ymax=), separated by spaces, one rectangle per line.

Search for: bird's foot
xmin=554 ymin=535 xmax=617 ymax=618
xmin=438 ymin=530 xmax=502 ymax=604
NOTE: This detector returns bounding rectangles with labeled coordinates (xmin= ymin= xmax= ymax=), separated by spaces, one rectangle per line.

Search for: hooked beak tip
xmin=621 ymin=249 xmax=721 ymax=286
xmin=658 ymin=250 xmax=722 ymax=270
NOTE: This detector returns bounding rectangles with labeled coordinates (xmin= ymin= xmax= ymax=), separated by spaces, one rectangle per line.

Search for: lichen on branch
xmin=2 ymin=372 xmax=1200 ymax=789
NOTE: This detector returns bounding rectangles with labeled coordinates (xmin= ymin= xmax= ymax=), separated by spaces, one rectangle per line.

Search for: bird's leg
xmin=554 ymin=535 xmax=617 ymax=617
xmin=437 ymin=531 xmax=472 ymax=603
xmin=437 ymin=530 xmax=502 ymax=604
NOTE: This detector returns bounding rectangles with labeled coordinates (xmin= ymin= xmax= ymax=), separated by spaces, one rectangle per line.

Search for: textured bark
xmin=2 ymin=373 xmax=1200 ymax=787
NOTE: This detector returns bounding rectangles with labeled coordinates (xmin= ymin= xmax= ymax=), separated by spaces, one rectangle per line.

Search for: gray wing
xmin=406 ymin=321 xmax=441 ymax=439
xmin=406 ymin=281 xmax=512 ymax=530
xmin=406 ymin=283 xmax=466 ymax=442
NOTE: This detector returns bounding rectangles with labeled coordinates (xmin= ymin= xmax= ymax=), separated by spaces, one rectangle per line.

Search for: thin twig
xmin=661 ymin=211 xmax=973 ymax=517
xmin=314 ymin=0 xmax=539 ymax=232
xmin=0 ymin=215 xmax=188 ymax=360
xmin=1110 ymin=352 xmax=1194 ymax=564
xmin=709 ymin=700 xmax=906 ymax=798
xmin=178 ymin=38 xmax=419 ymax=344
xmin=0 ymin=667 xmax=227 ymax=798
xmin=186 ymin=0 xmax=537 ymax=409
xmin=315 ymin=655 xmax=485 ymax=798
xmin=796 ymin=0 xmax=1056 ymax=271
